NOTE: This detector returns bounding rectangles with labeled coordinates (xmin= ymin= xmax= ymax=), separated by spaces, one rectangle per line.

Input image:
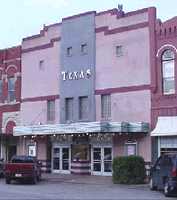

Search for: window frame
xmin=116 ymin=45 xmax=123 ymax=57
xmin=7 ymin=77 xmax=15 ymax=102
xmin=47 ymin=100 xmax=55 ymax=122
xmin=67 ymin=47 xmax=72 ymax=57
xmin=39 ymin=60 xmax=45 ymax=71
xmin=125 ymin=142 xmax=137 ymax=156
xmin=65 ymin=97 xmax=74 ymax=122
xmin=101 ymin=94 xmax=111 ymax=120
xmin=161 ymin=49 xmax=175 ymax=95
xmin=81 ymin=43 xmax=88 ymax=55
xmin=79 ymin=96 xmax=88 ymax=120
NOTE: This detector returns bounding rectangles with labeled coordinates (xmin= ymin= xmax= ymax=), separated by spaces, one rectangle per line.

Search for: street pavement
xmin=0 ymin=174 xmax=174 ymax=200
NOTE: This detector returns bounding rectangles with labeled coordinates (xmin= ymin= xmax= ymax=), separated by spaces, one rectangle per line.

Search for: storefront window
xmin=72 ymin=144 xmax=90 ymax=161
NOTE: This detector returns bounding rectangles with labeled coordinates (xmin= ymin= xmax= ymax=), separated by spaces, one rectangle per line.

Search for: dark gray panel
xmin=60 ymin=13 xmax=96 ymax=123
xmin=152 ymin=137 xmax=158 ymax=164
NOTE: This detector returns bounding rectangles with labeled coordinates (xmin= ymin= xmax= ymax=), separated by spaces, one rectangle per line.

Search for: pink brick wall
xmin=113 ymin=134 xmax=151 ymax=162
xmin=21 ymin=24 xmax=61 ymax=126
xmin=95 ymin=10 xmax=151 ymax=123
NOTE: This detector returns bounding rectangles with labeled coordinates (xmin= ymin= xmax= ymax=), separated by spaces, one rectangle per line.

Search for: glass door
xmin=103 ymin=147 xmax=112 ymax=175
xmin=92 ymin=147 xmax=102 ymax=175
xmin=92 ymin=146 xmax=112 ymax=176
xmin=52 ymin=146 xmax=70 ymax=174
xmin=62 ymin=148 xmax=70 ymax=171
xmin=53 ymin=147 xmax=60 ymax=171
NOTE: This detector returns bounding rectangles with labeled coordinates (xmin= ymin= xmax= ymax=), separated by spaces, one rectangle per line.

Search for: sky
xmin=0 ymin=0 xmax=177 ymax=49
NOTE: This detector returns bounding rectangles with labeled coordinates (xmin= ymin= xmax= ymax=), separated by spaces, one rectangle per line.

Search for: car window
xmin=12 ymin=157 xmax=34 ymax=163
xmin=155 ymin=157 xmax=161 ymax=167
xmin=160 ymin=156 xmax=172 ymax=167
xmin=171 ymin=156 xmax=177 ymax=167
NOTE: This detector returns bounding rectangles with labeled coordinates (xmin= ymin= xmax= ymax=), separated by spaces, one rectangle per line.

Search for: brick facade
xmin=0 ymin=46 xmax=21 ymax=160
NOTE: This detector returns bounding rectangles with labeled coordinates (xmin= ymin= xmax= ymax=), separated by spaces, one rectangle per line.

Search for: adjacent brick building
xmin=151 ymin=17 xmax=177 ymax=160
xmin=0 ymin=46 xmax=21 ymax=160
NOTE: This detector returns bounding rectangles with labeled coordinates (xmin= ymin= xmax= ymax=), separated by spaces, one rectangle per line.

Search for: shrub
xmin=112 ymin=155 xmax=146 ymax=184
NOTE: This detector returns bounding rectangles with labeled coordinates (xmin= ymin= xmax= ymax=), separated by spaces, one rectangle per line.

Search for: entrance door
xmin=8 ymin=145 xmax=17 ymax=161
xmin=92 ymin=147 xmax=101 ymax=175
xmin=52 ymin=146 xmax=70 ymax=174
xmin=62 ymin=147 xmax=70 ymax=171
xmin=92 ymin=146 xmax=112 ymax=176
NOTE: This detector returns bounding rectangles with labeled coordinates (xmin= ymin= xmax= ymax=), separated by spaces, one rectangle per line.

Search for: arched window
xmin=162 ymin=49 xmax=175 ymax=94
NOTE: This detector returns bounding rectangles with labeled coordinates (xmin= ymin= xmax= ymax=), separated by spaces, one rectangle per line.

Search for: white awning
xmin=151 ymin=116 xmax=177 ymax=136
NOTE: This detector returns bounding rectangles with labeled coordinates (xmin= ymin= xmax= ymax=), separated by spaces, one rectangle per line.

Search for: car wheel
xmin=6 ymin=178 xmax=11 ymax=184
xmin=37 ymin=174 xmax=41 ymax=181
xmin=164 ymin=181 xmax=171 ymax=197
xmin=149 ymin=178 xmax=157 ymax=190
xmin=31 ymin=176 xmax=37 ymax=184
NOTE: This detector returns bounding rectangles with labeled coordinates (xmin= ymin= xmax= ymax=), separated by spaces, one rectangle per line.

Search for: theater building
xmin=14 ymin=7 xmax=156 ymax=175
xmin=0 ymin=46 xmax=21 ymax=161
xmin=151 ymin=17 xmax=177 ymax=159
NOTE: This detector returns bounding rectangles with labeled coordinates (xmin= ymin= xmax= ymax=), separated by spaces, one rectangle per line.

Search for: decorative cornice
xmin=95 ymin=84 xmax=151 ymax=95
xmin=152 ymin=105 xmax=177 ymax=110
xmin=3 ymin=57 xmax=21 ymax=64
xmin=22 ymin=37 xmax=61 ymax=53
xmin=63 ymin=11 xmax=96 ymax=21
xmin=23 ymin=23 xmax=61 ymax=42
xmin=22 ymin=95 xmax=59 ymax=103
xmin=0 ymin=100 xmax=19 ymax=106
xmin=96 ymin=22 xmax=149 ymax=35
xmin=22 ymin=7 xmax=151 ymax=43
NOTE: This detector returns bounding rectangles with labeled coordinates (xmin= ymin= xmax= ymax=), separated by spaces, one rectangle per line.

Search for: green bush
xmin=112 ymin=156 xmax=146 ymax=184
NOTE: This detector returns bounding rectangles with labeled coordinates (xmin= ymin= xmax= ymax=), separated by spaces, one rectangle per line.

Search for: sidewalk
xmin=42 ymin=173 xmax=149 ymax=189
xmin=42 ymin=173 xmax=113 ymax=185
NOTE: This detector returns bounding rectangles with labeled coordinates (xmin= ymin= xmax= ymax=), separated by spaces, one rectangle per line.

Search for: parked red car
xmin=5 ymin=155 xmax=42 ymax=184
xmin=0 ymin=158 xmax=4 ymax=178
